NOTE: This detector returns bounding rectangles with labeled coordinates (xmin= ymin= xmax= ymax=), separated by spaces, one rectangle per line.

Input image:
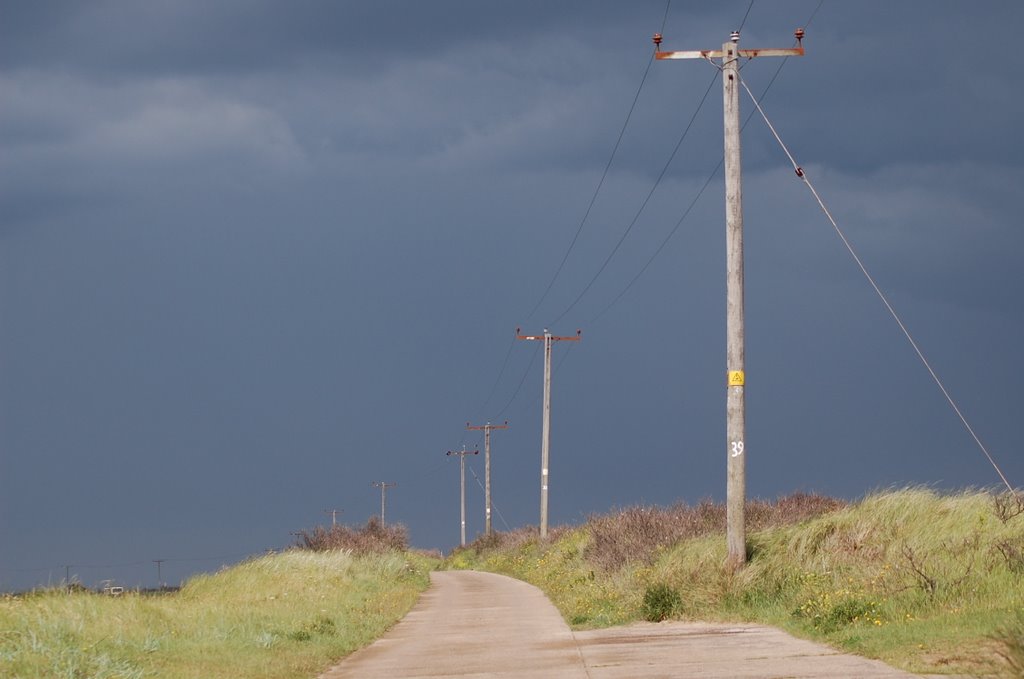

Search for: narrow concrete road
xmin=319 ymin=570 xmax=923 ymax=679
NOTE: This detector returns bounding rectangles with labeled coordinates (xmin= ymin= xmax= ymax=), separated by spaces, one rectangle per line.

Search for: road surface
xmin=319 ymin=570 xmax=927 ymax=678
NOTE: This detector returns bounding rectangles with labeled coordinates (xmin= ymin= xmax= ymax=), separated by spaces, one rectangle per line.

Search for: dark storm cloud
xmin=1 ymin=1 xmax=1022 ymax=592
xmin=0 ymin=1 xmax=682 ymax=75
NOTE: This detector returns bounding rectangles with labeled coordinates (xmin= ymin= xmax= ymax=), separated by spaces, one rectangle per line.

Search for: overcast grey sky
xmin=2 ymin=1 xmax=1023 ymax=591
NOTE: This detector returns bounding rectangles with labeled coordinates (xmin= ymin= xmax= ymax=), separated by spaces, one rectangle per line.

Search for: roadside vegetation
xmin=0 ymin=519 xmax=438 ymax=678
xmin=446 ymin=488 xmax=1024 ymax=677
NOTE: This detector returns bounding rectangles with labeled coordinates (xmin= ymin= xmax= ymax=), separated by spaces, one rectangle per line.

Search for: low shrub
xmin=294 ymin=517 xmax=408 ymax=554
xmin=642 ymin=583 xmax=681 ymax=622
xmin=585 ymin=493 xmax=844 ymax=571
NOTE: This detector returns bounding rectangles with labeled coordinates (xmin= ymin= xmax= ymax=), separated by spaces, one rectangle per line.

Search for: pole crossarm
xmin=465 ymin=422 xmax=509 ymax=432
xmin=445 ymin=449 xmax=479 ymax=457
xmin=654 ymin=28 xmax=805 ymax=62
xmin=656 ymin=47 xmax=803 ymax=60
xmin=516 ymin=328 xmax=581 ymax=343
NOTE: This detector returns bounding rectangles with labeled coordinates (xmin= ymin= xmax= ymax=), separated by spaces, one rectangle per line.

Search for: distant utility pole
xmin=466 ymin=420 xmax=509 ymax=535
xmin=323 ymin=508 xmax=344 ymax=527
xmin=371 ymin=482 xmax=396 ymax=525
xmin=446 ymin=445 xmax=479 ymax=546
xmin=655 ymin=29 xmax=805 ymax=568
xmin=153 ymin=559 xmax=165 ymax=589
xmin=516 ymin=328 xmax=581 ymax=539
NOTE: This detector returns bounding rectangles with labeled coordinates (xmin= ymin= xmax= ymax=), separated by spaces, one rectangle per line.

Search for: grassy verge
xmin=0 ymin=549 xmax=438 ymax=678
xmin=445 ymin=488 xmax=1024 ymax=677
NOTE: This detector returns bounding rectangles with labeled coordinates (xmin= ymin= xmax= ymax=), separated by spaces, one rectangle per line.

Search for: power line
xmin=462 ymin=1 xmax=781 ymax=449
xmin=54 ymin=560 xmax=148 ymax=570
xmin=738 ymin=1 xmax=756 ymax=33
xmin=439 ymin=2 xmax=827 ymax=542
xmin=547 ymin=70 xmax=719 ymax=327
xmin=495 ymin=340 xmax=541 ymax=419
xmin=588 ymin=160 xmax=721 ymax=326
xmin=471 ymin=336 xmax=516 ymax=421
xmin=586 ymin=2 xmax=826 ymax=327
xmin=805 ymin=0 xmax=825 ymax=30
xmin=467 ymin=462 xmax=512 ymax=531
xmin=394 ymin=459 xmax=448 ymax=485
xmin=465 ymin=3 xmax=675 ymax=446
xmin=739 ymin=73 xmax=1018 ymax=498
xmin=0 ymin=550 xmax=263 ymax=586
xmin=524 ymin=0 xmax=673 ymax=323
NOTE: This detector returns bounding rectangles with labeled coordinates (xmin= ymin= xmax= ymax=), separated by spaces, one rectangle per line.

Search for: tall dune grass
xmin=447 ymin=488 xmax=1024 ymax=677
xmin=0 ymin=549 xmax=436 ymax=678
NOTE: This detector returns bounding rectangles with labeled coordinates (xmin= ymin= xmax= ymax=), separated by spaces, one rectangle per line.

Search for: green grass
xmin=0 ymin=549 xmax=437 ymax=678
xmin=445 ymin=488 xmax=1024 ymax=677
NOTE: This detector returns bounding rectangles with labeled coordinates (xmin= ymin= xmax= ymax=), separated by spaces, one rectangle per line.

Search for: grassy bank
xmin=446 ymin=488 xmax=1024 ymax=677
xmin=0 ymin=549 xmax=437 ymax=678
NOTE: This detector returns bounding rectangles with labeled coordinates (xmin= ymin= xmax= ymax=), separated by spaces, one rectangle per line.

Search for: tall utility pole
xmin=446 ymin=446 xmax=479 ymax=546
xmin=323 ymin=508 xmax=343 ymax=527
xmin=371 ymin=481 xmax=396 ymax=525
xmin=466 ymin=420 xmax=509 ymax=535
xmin=655 ymin=29 xmax=805 ymax=567
xmin=516 ymin=328 xmax=581 ymax=539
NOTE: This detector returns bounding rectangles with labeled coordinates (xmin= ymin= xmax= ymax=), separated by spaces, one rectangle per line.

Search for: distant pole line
xmin=516 ymin=328 xmax=581 ymax=539
xmin=3 ymin=550 xmax=276 ymax=593
xmin=466 ymin=421 xmax=509 ymax=535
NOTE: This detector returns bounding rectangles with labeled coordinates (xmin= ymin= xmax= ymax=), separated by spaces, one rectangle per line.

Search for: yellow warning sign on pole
xmin=728 ymin=370 xmax=745 ymax=386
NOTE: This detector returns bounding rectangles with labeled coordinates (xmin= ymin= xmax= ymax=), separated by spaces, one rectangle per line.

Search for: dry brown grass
xmin=295 ymin=517 xmax=408 ymax=554
xmin=584 ymin=493 xmax=844 ymax=571
xmin=465 ymin=525 xmax=571 ymax=554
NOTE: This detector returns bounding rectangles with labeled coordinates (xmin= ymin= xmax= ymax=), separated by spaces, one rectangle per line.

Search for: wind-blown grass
xmin=446 ymin=488 xmax=1024 ymax=677
xmin=0 ymin=549 xmax=436 ymax=678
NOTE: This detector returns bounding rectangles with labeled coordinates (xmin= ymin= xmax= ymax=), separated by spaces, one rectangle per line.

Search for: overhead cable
xmin=739 ymin=74 xmax=1018 ymax=497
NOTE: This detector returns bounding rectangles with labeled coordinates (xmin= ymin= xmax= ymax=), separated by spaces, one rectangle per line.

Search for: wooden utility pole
xmin=446 ymin=446 xmax=479 ymax=546
xmin=466 ymin=420 xmax=509 ymax=535
xmin=655 ymin=29 xmax=804 ymax=567
xmin=516 ymin=328 xmax=581 ymax=539
xmin=153 ymin=559 xmax=166 ymax=589
xmin=371 ymin=481 xmax=396 ymax=525
xmin=323 ymin=508 xmax=343 ymax=527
